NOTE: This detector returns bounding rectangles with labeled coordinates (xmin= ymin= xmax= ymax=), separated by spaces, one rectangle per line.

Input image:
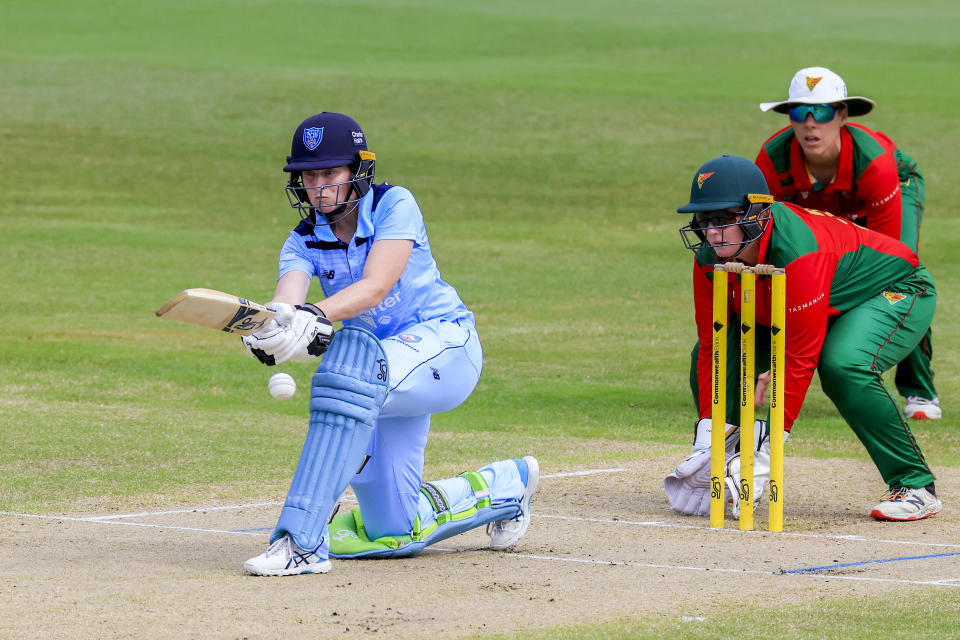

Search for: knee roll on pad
xmin=273 ymin=327 xmax=389 ymax=551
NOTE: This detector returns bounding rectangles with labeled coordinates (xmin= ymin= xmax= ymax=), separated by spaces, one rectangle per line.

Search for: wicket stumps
xmin=710 ymin=263 xmax=785 ymax=532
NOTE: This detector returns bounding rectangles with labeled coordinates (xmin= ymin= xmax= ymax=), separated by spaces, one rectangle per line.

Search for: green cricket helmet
xmin=677 ymin=155 xmax=774 ymax=255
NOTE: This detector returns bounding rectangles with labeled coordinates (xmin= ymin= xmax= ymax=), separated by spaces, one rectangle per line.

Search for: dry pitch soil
xmin=3 ymin=453 xmax=959 ymax=639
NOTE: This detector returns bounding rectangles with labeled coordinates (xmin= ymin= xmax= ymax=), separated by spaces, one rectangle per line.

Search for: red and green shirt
xmin=755 ymin=124 xmax=903 ymax=240
xmin=693 ymin=202 xmax=920 ymax=429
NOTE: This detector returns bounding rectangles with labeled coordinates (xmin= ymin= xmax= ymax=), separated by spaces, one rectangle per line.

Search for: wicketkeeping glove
xmin=242 ymin=303 xmax=334 ymax=366
xmin=725 ymin=422 xmax=789 ymax=517
xmin=664 ymin=418 xmax=739 ymax=516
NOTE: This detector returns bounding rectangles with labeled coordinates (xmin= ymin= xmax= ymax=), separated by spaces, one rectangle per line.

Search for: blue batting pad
xmin=273 ymin=326 xmax=389 ymax=552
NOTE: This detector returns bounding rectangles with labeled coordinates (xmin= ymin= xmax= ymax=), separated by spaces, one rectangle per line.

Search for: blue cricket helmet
xmin=283 ymin=112 xmax=377 ymax=221
xmin=284 ymin=112 xmax=370 ymax=172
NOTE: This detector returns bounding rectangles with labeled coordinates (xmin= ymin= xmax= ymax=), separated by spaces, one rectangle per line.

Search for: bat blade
xmin=155 ymin=288 xmax=276 ymax=335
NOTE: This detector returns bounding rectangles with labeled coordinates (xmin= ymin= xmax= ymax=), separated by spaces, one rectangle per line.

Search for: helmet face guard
xmin=676 ymin=155 xmax=773 ymax=260
xmin=678 ymin=195 xmax=773 ymax=257
xmin=285 ymin=151 xmax=376 ymax=225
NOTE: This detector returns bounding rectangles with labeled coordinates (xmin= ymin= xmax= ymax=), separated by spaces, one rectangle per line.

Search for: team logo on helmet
xmin=806 ymin=76 xmax=823 ymax=91
xmin=882 ymin=291 xmax=907 ymax=305
xmin=303 ymin=126 xmax=324 ymax=150
xmin=697 ymin=172 xmax=715 ymax=189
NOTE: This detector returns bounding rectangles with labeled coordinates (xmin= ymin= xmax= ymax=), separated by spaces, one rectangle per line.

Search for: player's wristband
xmin=297 ymin=303 xmax=326 ymax=318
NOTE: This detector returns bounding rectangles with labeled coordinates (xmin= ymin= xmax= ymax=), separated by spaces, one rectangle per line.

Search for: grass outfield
xmin=2 ymin=0 xmax=959 ymax=636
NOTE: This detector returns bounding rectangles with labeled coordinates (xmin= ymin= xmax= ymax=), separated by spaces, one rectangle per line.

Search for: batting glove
xmin=242 ymin=303 xmax=334 ymax=366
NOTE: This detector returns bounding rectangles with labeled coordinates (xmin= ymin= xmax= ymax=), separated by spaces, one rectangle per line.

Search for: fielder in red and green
xmin=666 ymin=154 xmax=942 ymax=522
xmin=755 ymin=66 xmax=937 ymax=420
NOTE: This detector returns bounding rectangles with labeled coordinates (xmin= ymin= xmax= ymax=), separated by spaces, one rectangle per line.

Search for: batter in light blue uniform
xmin=240 ymin=112 xmax=539 ymax=576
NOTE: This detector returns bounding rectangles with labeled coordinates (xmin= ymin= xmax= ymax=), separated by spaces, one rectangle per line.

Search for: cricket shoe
xmin=487 ymin=456 xmax=540 ymax=550
xmin=904 ymin=396 xmax=941 ymax=420
xmin=870 ymin=485 xmax=942 ymax=521
xmin=243 ymin=534 xmax=331 ymax=576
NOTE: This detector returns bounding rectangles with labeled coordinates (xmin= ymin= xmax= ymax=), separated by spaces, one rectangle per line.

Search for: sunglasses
xmin=788 ymin=103 xmax=837 ymax=123
xmin=692 ymin=211 xmax=742 ymax=229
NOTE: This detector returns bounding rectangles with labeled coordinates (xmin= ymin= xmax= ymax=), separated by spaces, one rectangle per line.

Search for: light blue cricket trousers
xmin=349 ymin=317 xmax=524 ymax=540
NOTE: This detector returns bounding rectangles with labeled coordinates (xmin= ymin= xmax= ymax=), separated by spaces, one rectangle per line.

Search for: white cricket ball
xmin=268 ymin=373 xmax=296 ymax=400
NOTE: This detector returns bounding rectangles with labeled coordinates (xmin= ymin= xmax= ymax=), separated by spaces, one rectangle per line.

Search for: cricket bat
xmin=155 ymin=288 xmax=276 ymax=335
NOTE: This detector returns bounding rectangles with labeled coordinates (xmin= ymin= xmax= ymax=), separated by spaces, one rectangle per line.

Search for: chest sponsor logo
xmin=377 ymin=293 xmax=401 ymax=310
xmin=882 ymin=291 xmax=907 ymax=305
xmin=788 ymin=291 xmax=825 ymax=313
xmin=398 ymin=334 xmax=421 ymax=343
xmin=806 ymin=76 xmax=823 ymax=91
xmin=697 ymin=172 xmax=715 ymax=189
xmin=303 ymin=126 xmax=324 ymax=150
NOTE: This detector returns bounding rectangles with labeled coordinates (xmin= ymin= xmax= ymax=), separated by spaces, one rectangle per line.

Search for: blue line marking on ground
xmin=230 ymin=526 xmax=273 ymax=533
xmin=783 ymin=552 xmax=960 ymax=574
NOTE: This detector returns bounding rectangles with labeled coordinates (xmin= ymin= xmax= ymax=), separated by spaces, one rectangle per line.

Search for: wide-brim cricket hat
xmin=677 ymin=155 xmax=770 ymax=213
xmin=759 ymin=67 xmax=875 ymax=117
xmin=283 ymin=112 xmax=368 ymax=172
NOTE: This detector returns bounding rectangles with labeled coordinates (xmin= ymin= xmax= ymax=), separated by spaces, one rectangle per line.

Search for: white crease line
xmin=2 ymin=466 xmax=956 ymax=554
xmin=80 ymin=502 xmax=283 ymax=521
xmin=428 ymin=546 xmax=960 ymax=589
xmin=0 ymin=512 xmax=262 ymax=536
xmin=537 ymin=514 xmax=960 ymax=550
xmin=506 ymin=552 xmax=960 ymax=588
xmin=510 ymin=553 xmax=768 ymax=574
xmin=6 ymin=468 xmax=627 ymax=523
xmin=792 ymin=574 xmax=960 ymax=588
xmin=541 ymin=468 xmax=627 ymax=479
xmin=4 ymin=512 xmax=960 ymax=588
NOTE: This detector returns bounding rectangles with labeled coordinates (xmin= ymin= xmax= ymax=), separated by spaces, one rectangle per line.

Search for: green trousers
xmin=893 ymin=149 xmax=937 ymax=401
xmin=690 ymin=267 xmax=937 ymax=489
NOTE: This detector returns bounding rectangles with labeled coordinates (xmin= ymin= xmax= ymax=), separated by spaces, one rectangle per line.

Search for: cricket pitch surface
xmin=3 ymin=454 xmax=959 ymax=638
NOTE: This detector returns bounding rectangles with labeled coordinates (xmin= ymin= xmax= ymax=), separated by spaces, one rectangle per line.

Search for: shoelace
xmin=486 ymin=517 xmax=519 ymax=535
xmin=265 ymin=536 xmax=291 ymax=557
xmin=880 ymin=487 xmax=911 ymax=502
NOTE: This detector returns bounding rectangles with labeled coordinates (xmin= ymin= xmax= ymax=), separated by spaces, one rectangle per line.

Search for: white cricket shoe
xmin=904 ymin=396 xmax=941 ymax=420
xmin=487 ymin=456 xmax=539 ymax=550
xmin=243 ymin=534 xmax=331 ymax=576
xmin=870 ymin=486 xmax=942 ymax=521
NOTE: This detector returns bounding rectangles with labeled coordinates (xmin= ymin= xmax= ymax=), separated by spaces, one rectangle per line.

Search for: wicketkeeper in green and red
xmin=665 ymin=155 xmax=942 ymax=522
xmin=755 ymin=66 xmax=938 ymax=420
